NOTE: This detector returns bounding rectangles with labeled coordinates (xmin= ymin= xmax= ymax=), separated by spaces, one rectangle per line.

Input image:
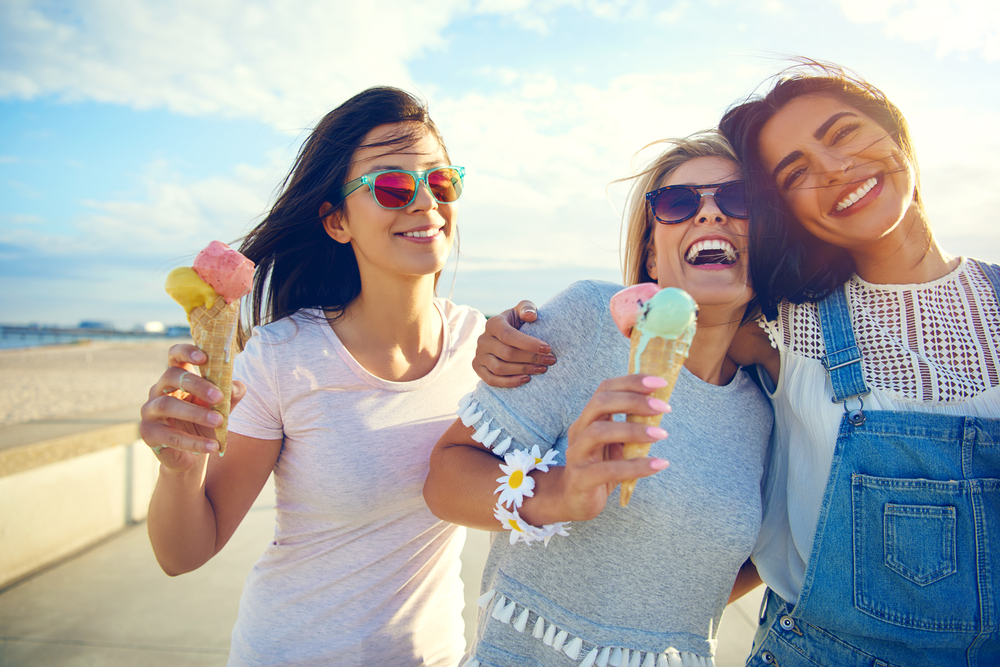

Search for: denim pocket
xmin=852 ymin=474 xmax=976 ymax=632
xmin=883 ymin=503 xmax=956 ymax=585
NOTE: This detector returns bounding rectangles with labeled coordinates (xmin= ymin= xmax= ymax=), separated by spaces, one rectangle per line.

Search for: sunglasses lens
xmin=427 ymin=167 xmax=463 ymax=203
xmin=718 ymin=182 xmax=749 ymax=218
xmin=653 ymin=188 xmax=699 ymax=223
xmin=372 ymin=172 xmax=417 ymax=208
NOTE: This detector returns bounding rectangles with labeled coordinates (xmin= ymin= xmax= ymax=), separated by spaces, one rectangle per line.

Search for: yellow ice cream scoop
xmin=165 ymin=267 xmax=219 ymax=319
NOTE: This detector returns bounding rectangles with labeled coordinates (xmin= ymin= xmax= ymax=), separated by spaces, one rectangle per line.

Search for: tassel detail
xmin=482 ymin=427 xmax=501 ymax=447
xmin=596 ymin=646 xmax=612 ymax=667
xmin=542 ymin=622 xmax=557 ymax=646
xmin=490 ymin=595 xmax=507 ymax=620
xmin=552 ymin=629 xmax=568 ymax=651
xmin=532 ymin=616 xmax=546 ymax=639
xmin=476 ymin=589 xmax=496 ymax=608
xmin=512 ymin=607 xmax=530 ymax=632
xmin=472 ymin=418 xmax=493 ymax=442
xmin=498 ymin=599 xmax=517 ymax=624
xmin=493 ymin=436 xmax=513 ymax=455
xmin=563 ymin=636 xmax=583 ymax=660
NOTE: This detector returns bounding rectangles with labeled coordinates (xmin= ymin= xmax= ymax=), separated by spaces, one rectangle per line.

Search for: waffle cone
xmin=188 ymin=297 xmax=239 ymax=454
xmin=619 ymin=327 xmax=692 ymax=506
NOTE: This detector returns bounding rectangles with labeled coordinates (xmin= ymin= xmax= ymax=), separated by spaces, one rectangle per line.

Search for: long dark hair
xmin=719 ymin=59 xmax=921 ymax=319
xmin=238 ymin=87 xmax=450 ymax=338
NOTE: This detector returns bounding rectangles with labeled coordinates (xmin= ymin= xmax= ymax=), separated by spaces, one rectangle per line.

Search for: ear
xmin=645 ymin=247 xmax=658 ymax=281
xmin=320 ymin=202 xmax=352 ymax=244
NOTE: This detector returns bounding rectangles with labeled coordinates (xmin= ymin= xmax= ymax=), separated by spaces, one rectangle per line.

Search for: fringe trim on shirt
xmin=462 ymin=589 xmax=716 ymax=667
xmin=458 ymin=392 xmax=519 ymax=456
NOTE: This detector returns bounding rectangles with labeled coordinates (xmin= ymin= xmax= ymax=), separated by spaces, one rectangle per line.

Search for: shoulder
xmin=241 ymin=309 xmax=327 ymax=357
xmin=437 ymin=298 xmax=486 ymax=334
xmin=530 ymin=280 xmax=621 ymax=331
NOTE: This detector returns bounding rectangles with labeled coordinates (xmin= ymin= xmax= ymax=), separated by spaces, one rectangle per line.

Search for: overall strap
xmin=816 ymin=284 xmax=870 ymax=426
xmin=973 ymin=259 xmax=1000 ymax=301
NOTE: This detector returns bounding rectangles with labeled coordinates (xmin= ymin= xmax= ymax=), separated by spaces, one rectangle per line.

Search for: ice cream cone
xmin=188 ymin=297 xmax=240 ymax=453
xmin=619 ymin=325 xmax=692 ymax=506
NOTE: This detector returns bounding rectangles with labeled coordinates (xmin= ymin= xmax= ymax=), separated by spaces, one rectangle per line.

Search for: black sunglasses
xmin=645 ymin=180 xmax=748 ymax=224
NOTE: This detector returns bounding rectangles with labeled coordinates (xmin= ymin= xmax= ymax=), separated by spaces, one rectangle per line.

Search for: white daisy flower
xmin=494 ymin=504 xmax=540 ymax=545
xmin=495 ymin=448 xmax=537 ymax=508
xmin=529 ymin=445 xmax=559 ymax=472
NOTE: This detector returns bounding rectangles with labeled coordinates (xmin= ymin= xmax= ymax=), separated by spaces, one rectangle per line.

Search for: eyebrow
xmin=813 ymin=111 xmax=858 ymax=140
xmin=770 ymin=111 xmax=860 ymax=181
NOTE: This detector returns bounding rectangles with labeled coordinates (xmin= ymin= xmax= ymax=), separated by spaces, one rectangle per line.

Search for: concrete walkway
xmin=0 ymin=476 xmax=763 ymax=666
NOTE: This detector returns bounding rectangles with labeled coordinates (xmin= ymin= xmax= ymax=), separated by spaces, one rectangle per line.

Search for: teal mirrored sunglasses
xmin=339 ymin=166 xmax=465 ymax=209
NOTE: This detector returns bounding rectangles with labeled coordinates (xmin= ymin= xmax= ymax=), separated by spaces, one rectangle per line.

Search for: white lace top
xmin=752 ymin=257 xmax=1000 ymax=604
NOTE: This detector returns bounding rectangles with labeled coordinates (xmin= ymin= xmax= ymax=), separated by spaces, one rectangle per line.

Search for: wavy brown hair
xmin=719 ymin=58 xmax=923 ymax=319
xmin=237 ymin=87 xmax=450 ymax=343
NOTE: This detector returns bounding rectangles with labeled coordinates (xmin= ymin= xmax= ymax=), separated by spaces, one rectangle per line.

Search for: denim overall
xmin=747 ymin=260 xmax=1000 ymax=667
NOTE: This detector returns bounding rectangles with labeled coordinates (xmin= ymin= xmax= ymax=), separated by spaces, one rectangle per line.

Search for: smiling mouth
xmin=685 ymin=239 xmax=738 ymax=265
xmin=400 ymin=229 xmax=440 ymax=238
xmin=835 ymin=176 xmax=878 ymax=212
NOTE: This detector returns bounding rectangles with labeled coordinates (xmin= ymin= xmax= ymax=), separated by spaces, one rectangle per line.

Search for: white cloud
xmin=0 ymin=0 xmax=464 ymax=128
xmin=837 ymin=0 xmax=1000 ymax=61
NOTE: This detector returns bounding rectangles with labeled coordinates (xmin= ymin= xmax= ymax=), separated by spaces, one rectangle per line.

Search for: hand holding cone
xmin=165 ymin=241 xmax=254 ymax=454
xmin=609 ymin=284 xmax=697 ymax=506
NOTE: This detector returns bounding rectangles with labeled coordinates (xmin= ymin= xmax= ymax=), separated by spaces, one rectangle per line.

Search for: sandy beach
xmin=0 ymin=339 xmax=181 ymax=426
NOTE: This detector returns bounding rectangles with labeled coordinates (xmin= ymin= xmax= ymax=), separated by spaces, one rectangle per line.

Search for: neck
xmin=332 ymin=271 xmax=442 ymax=381
xmin=850 ymin=205 xmax=957 ymax=285
xmin=683 ymin=307 xmax=743 ymax=386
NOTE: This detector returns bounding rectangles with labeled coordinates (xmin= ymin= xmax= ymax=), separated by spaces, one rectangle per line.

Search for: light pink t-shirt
xmin=227 ymin=300 xmax=485 ymax=666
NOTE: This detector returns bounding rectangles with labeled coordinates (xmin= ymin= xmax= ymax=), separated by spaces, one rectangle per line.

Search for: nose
xmin=694 ymin=192 xmax=727 ymax=225
xmin=816 ymin=148 xmax=853 ymax=184
xmin=408 ymin=179 xmax=439 ymax=211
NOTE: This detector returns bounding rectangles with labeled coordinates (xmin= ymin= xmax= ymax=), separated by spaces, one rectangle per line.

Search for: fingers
xmin=141 ymin=419 xmax=220 ymax=456
xmin=473 ymin=310 xmax=556 ymax=387
xmin=489 ymin=312 xmax=553 ymax=360
xmin=573 ymin=375 xmax=671 ymax=430
xmin=567 ymin=418 xmax=667 ymax=465
xmin=167 ymin=343 xmax=208 ymax=368
xmin=151 ymin=366 xmax=224 ymax=405
xmin=512 ymin=300 xmax=539 ymax=324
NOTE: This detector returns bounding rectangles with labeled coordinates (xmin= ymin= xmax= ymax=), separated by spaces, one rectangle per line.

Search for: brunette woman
xmin=139 ymin=87 xmax=483 ymax=666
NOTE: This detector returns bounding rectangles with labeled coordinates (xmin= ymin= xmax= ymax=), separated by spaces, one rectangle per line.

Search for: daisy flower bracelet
xmin=493 ymin=445 xmax=570 ymax=546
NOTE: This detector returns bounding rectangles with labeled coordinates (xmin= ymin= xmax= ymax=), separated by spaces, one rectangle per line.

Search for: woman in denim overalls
xmin=719 ymin=61 xmax=1000 ymax=666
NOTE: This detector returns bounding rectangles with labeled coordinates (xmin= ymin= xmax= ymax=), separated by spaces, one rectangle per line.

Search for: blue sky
xmin=2 ymin=0 xmax=998 ymax=328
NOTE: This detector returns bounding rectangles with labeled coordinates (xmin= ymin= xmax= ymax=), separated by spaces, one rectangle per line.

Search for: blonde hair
xmin=621 ymin=131 xmax=740 ymax=286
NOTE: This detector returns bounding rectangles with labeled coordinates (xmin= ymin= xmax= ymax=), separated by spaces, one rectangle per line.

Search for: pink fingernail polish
xmin=648 ymin=398 xmax=669 ymax=412
xmin=647 ymin=427 xmax=668 ymax=440
xmin=642 ymin=375 xmax=668 ymax=388
xmin=207 ymin=387 xmax=223 ymax=403
xmin=650 ymin=458 xmax=670 ymax=471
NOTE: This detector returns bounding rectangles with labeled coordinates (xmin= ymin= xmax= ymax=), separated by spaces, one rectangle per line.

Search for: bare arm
xmin=474 ymin=301 xmax=557 ymax=388
xmin=140 ymin=343 xmax=281 ymax=575
xmin=424 ymin=374 xmax=672 ymax=530
xmin=728 ymin=559 xmax=763 ymax=603
xmin=727 ymin=319 xmax=780 ymax=386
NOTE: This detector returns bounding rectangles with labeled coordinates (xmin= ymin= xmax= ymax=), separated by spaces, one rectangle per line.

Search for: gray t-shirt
xmin=465 ymin=281 xmax=772 ymax=667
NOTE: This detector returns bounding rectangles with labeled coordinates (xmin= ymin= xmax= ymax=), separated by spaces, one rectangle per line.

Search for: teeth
xmin=835 ymin=177 xmax=877 ymax=212
xmin=685 ymin=239 xmax=738 ymax=264
xmin=402 ymin=229 xmax=438 ymax=238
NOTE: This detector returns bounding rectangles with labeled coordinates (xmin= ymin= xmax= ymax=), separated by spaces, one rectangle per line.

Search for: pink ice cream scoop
xmin=192 ymin=240 xmax=254 ymax=303
xmin=609 ymin=282 xmax=661 ymax=337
